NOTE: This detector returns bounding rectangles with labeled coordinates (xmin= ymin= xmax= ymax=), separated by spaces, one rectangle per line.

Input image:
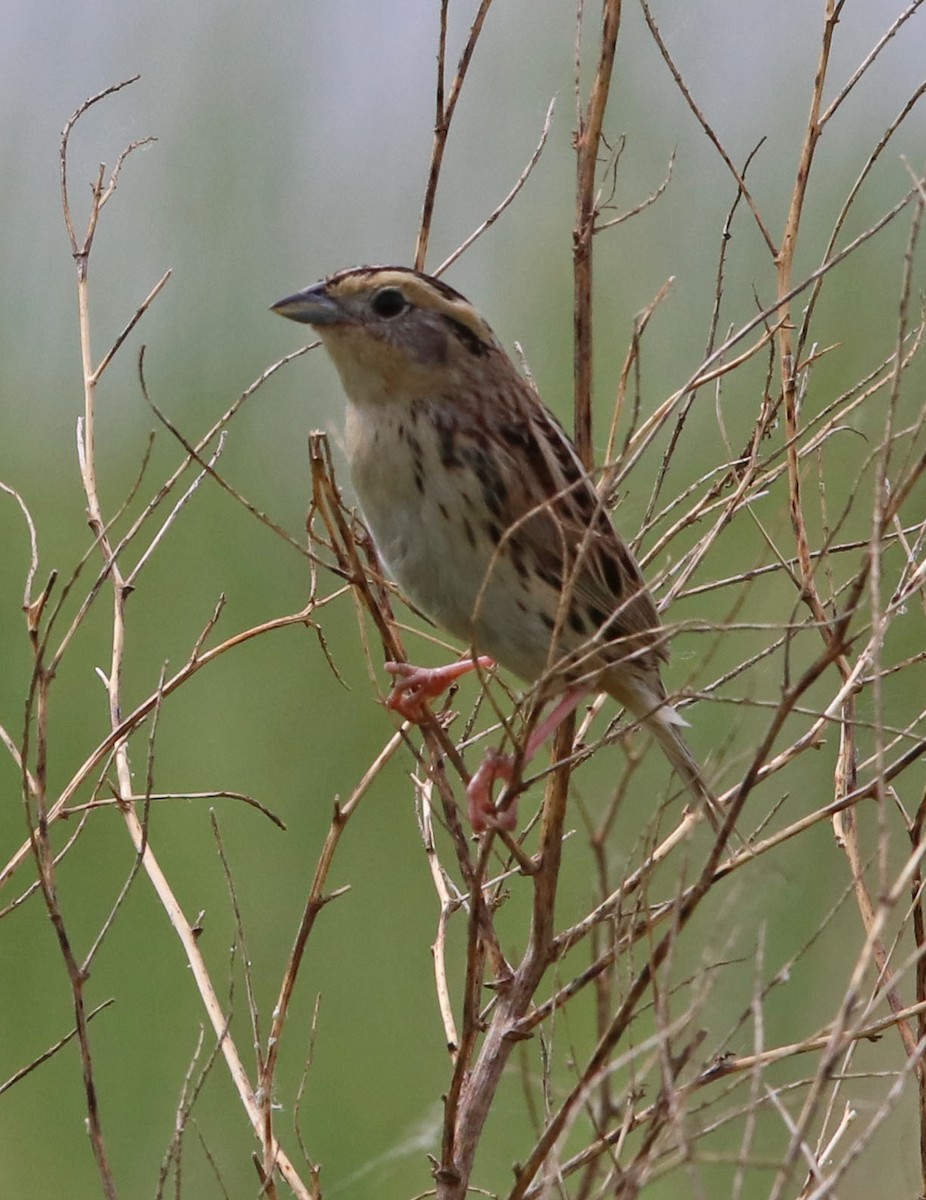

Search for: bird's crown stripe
xmin=328 ymin=266 xmax=495 ymax=343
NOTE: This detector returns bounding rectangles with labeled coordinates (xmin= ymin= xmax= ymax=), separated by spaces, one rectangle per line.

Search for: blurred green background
xmin=1 ymin=2 xmax=925 ymax=1197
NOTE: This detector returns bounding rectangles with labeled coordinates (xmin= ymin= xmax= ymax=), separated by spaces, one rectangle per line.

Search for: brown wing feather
xmin=469 ymin=378 xmax=667 ymax=678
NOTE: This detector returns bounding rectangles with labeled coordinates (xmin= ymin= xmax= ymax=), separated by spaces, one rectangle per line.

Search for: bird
xmin=272 ymin=265 xmax=710 ymax=832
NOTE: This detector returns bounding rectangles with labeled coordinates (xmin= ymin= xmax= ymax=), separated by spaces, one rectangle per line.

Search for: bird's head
xmin=272 ymin=266 xmax=504 ymax=404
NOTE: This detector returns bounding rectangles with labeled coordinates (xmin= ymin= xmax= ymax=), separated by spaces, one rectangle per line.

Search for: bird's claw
xmin=467 ymin=749 xmax=518 ymax=833
xmin=384 ymin=657 xmax=517 ymax=832
xmin=384 ymin=657 xmax=494 ymax=723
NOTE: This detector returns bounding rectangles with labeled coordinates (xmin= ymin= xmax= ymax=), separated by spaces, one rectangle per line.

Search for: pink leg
xmin=522 ymin=688 xmax=585 ymax=758
xmin=467 ymin=750 xmax=517 ymax=832
xmin=466 ymin=688 xmax=586 ymax=833
xmin=384 ymin=656 xmax=495 ymax=722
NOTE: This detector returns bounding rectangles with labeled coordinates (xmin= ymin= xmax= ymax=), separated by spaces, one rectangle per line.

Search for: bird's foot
xmin=384 ymin=656 xmax=495 ymax=723
xmin=466 ymin=687 xmax=589 ymax=833
xmin=467 ymin=749 xmax=519 ymax=833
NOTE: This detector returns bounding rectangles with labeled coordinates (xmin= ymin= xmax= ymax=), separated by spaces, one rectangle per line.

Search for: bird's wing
xmin=487 ymin=401 xmax=667 ymax=667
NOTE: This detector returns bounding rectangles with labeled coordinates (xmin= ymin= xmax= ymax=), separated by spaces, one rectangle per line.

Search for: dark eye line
xmin=443 ymin=315 xmax=491 ymax=357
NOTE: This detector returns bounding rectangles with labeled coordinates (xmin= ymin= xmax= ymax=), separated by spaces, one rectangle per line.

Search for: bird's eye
xmin=370 ymin=287 xmax=407 ymax=318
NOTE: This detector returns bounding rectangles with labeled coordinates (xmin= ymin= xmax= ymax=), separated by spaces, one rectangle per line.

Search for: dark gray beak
xmin=271 ymin=282 xmax=344 ymax=326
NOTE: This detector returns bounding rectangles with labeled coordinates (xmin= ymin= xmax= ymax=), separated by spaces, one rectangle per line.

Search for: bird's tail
xmin=647 ymin=705 xmax=716 ymax=818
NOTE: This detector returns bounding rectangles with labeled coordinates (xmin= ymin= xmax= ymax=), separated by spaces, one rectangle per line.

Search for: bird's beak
xmin=271 ymin=282 xmax=344 ymax=326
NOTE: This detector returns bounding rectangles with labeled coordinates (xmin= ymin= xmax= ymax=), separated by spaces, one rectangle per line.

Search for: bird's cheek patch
xmin=403 ymin=321 xmax=450 ymax=366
